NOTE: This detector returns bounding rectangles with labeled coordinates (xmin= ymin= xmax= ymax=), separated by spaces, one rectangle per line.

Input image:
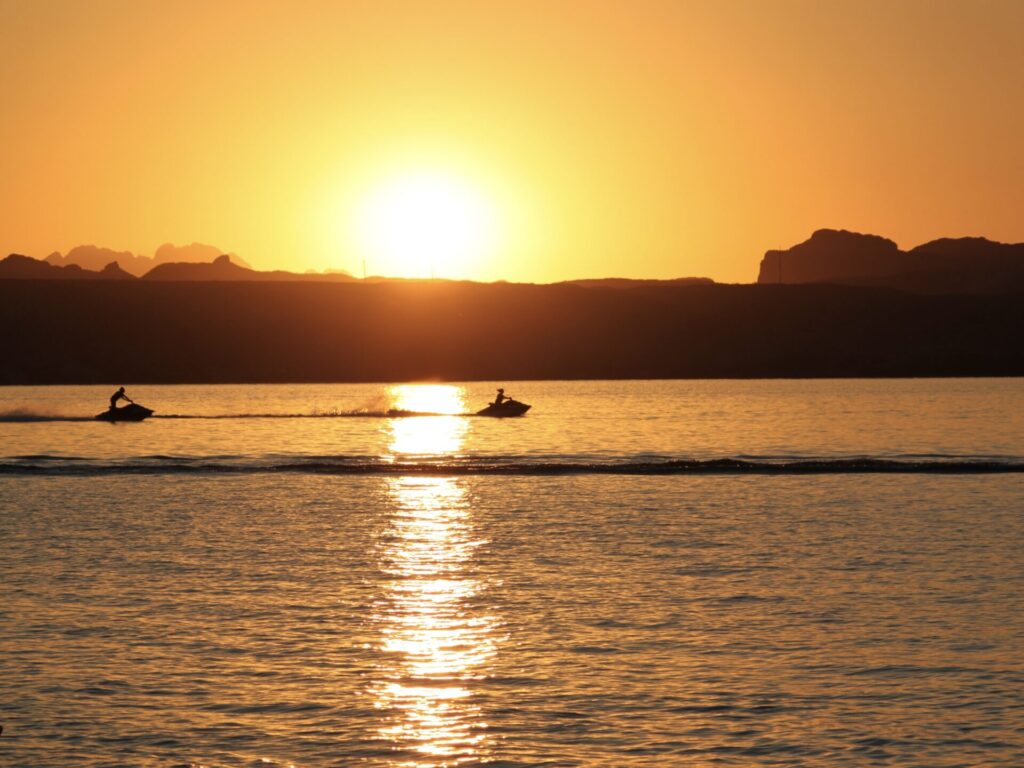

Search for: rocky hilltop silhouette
xmin=44 ymin=243 xmax=250 ymax=276
xmin=759 ymin=229 xmax=1024 ymax=293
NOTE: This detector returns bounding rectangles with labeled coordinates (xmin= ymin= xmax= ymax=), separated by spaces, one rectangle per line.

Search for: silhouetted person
xmin=109 ymin=386 xmax=133 ymax=411
xmin=493 ymin=388 xmax=509 ymax=406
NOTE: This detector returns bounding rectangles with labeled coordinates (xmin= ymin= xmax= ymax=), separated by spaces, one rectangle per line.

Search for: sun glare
xmin=354 ymin=171 xmax=498 ymax=279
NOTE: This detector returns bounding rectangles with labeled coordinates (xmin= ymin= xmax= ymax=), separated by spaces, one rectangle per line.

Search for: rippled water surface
xmin=1 ymin=380 xmax=1023 ymax=766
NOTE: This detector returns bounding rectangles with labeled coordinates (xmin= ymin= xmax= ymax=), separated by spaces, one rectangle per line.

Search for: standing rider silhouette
xmin=109 ymin=386 xmax=133 ymax=411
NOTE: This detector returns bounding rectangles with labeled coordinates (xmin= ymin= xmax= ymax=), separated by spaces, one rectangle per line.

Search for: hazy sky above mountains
xmin=1 ymin=0 xmax=1022 ymax=283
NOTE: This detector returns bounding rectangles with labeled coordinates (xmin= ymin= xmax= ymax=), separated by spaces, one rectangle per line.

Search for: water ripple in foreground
xmin=1 ymin=454 xmax=1023 ymax=476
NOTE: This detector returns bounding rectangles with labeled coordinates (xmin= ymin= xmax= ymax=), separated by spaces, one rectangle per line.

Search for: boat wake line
xmin=0 ymin=411 xmax=95 ymax=423
xmin=0 ymin=409 xmax=479 ymax=423
xmin=156 ymin=410 xmax=472 ymax=419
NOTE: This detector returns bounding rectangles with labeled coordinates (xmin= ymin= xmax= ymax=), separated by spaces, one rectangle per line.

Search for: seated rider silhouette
xmin=494 ymin=388 xmax=509 ymax=406
xmin=109 ymin=386 xmax=133 ymax=411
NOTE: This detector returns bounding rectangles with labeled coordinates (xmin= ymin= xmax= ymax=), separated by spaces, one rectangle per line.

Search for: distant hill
xmin=46 ymin=246 xmax=142 ymax=274
xmin=2 ymin=252 xmax=356 ymax=283
xmin=45 ymin=242 xmax=249 ymax=276
xmin=0 ymin=253 xmax=136 ymax=281
xmin=96 ymin=262 xmax=135 ymax=280
xmin=1 ymin=280 xmax=1021 ymax=384
xmin=758 ymin=229 xmax=1024 ymax=293
xmin=142 ymin=253 xmax=260 ymax=281
xmin=153 ymin=242 xmax=250 ymax=270
xmin=558 ymin=277 xmax=714 ymax=289
xmin=141 ymin=254 xmax=356 ymax=282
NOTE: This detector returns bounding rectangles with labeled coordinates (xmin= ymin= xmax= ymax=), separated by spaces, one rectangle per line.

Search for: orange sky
xmin=1 ymin=0 xmax=1022 ymax=283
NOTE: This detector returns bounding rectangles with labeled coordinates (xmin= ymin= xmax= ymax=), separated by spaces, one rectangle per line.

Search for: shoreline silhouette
xmin=3 ymin=227 xmax=1023 ymax=384
xmin=1 ymin=278 xmax=1021 ymax=384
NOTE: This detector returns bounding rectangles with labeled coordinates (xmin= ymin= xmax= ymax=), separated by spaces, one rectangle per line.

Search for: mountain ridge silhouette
xmin=8 ymin=227 xmax=1023 ymax=291
xmin=43 ymin=243 xmax=250 ymax=276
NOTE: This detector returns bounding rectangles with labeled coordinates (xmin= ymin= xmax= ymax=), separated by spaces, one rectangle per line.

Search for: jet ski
xmin=95 ymin=403 xmax=154 ymax=422
xmin=476 ymin=399 xmax=531 ymax=417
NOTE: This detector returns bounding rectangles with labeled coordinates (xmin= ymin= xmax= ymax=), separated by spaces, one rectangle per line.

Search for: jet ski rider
xmin=109 ymin=386 xmax=134 ymax=411
xmin=494 ymin=388 xmax=510 ymax=406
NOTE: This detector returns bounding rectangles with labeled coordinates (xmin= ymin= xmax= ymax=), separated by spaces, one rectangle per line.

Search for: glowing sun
xmin=354 ymin=171 xmax=498 ymax=279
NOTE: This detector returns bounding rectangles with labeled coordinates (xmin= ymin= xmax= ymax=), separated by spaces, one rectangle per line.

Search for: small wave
xmin=0 ymin=456 xmax=1021 ymax=477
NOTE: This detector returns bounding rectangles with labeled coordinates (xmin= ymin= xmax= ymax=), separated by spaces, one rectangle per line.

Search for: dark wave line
xmin=1 ymin=457 xmax=1022 ymax=477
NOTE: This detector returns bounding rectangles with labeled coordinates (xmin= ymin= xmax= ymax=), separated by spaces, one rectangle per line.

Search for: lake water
xmin=1 ymin=380 xmax=1023 ymax=766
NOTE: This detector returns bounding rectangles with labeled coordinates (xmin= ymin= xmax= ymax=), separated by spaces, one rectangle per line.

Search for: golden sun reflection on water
xmin=372 ymin=385 xmax=497 ymax=766
xmin=387 ymin=385 xmax=468 ymax=458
